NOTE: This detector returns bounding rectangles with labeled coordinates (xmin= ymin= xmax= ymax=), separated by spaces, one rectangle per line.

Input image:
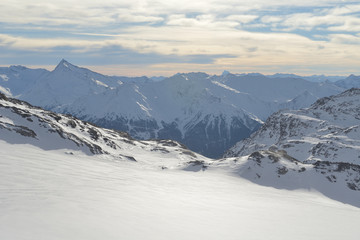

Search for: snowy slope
xmin=1 ymin=94 xmax=360 ymax=240
xmin=223 ymin=89 xmax=360 ymax=199
xmin=225 ymin=88 xmax=360 ymax=162
xmin=215 ymin=149 xmax=360 ymax=207
xmin=2 ymin=141 xmax=360 ymax=240
xmin=0 ymin=65 xmax=49 ymax=97
xmin=0 ymin=93 xmax=205 ymax=169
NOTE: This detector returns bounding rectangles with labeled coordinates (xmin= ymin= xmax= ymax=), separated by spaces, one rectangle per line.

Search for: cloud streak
xmin=0 ymin=0 xmax=359 ymax=75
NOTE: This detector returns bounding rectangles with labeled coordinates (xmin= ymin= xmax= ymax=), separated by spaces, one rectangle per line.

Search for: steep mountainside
xmin=221 ymin=89 xmax=360 ymax=202
xmin=225 ymin=88 xmax=360 ymax=162
xmin=0 ymin=65 xmax=49 ymax=97
xmin=63 ymin=72 xmax=263 ymax=158
xmin=0 ymin=93 xmax=204 ymax=169
xmin=0 ymin=60 xmax=348 ymax=158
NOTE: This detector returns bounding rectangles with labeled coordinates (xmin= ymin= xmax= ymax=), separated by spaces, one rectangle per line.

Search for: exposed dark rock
xmin=14 ymin=125 xmax=37 ymax=138
xmin=347 ymin=182 xmax=359 ymax=191
xmin=88 ymin=127 xmax=100 ymax=141
xmin=277 ymin=166 xmax=288 ymax=175
xmin=181 ymin=150 xmax=197 ymax=158
xmin=122 ymin=155 xmax=137 ymax=162
xmin=67 ymin=120 xmax=76 ymax=128
xmin=249 ymin=151 xmax=264 ymax=161
xmin=151 ymin=147 xmax=170 ymax=153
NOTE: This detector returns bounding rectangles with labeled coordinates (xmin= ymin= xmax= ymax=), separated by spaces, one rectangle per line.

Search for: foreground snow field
xmin=1 ymin=141 xmax=359 ymax=240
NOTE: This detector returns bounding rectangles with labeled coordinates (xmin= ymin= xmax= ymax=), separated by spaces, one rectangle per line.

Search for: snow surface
xmin=1 ymin=140 xmax=359 ymax=240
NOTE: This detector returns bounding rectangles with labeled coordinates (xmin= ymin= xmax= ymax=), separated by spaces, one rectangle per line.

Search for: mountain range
xmin=1 ymin=82 xmax=359 ymax=205
xmin=1 ymin=84 xmax=359 ymax=239
xmin=1 ymin=59 xmax=359 ymax=158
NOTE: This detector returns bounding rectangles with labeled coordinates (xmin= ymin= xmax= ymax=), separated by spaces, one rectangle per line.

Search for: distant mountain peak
xmin=222 ymin=70 xmax=230 ymax=76
xmin=9 ymin=65 xmax=28 ymax=71
xmin=346 ymin=74 xmax=360 ymax=80
xmin=54 ymin=59 xmax=77 ymax=71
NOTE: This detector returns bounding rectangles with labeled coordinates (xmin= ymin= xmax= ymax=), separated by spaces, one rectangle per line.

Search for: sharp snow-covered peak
xmin=54 ymin=59 xmax=78 ymax=71
xmin=221 ymin=70 xmax=230 ymax=76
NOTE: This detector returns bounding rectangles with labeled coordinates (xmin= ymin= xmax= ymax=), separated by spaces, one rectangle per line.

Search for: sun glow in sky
xmin=1 ymin=0 xmax=360 ymax=76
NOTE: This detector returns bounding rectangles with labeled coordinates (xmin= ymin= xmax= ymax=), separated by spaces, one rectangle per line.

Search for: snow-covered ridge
xmin=221 ymin=89 xmax=360 ymax=200
xmin=211 ymin=148 xmax=360 ymax=207
xmin=225 ymin=88 xmax=360 ymax=162
xmin=0 ymin=93 xmax=205 ymax=169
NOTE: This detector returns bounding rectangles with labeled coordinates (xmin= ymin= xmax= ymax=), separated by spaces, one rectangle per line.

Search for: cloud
xmin=270 ymin=3 xmax=360 ymax=32
xmin=328 ymin=34 xmax=360 ymax=44
xmin=327 ymin=17 xmax=360 ymax=31
xmin=1 ymin=0 xmax=360 ymax=75
xmin=226 ymin=15 xmax=258 ymax=24
xmin=329 ymin=4 xmax=360 ymax=15
xmin=261 ymin=16 xmax=283 ymax=24
xmin=0 ymin=34 xmax=106 ymax=51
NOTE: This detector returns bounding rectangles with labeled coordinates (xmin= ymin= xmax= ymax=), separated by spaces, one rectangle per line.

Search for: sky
xmin=0 ymin=0 xmax=360 ymax=76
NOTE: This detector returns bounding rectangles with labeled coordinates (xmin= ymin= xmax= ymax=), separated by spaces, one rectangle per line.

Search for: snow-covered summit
xmin=54 ymin=59 xmax=78 ymax=71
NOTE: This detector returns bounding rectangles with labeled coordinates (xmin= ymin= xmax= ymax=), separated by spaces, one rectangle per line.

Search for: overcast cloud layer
xmin=0 ymin=0 xmax=359 ymax=76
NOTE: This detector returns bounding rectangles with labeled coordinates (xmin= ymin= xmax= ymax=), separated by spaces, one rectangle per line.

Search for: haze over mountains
xmin=0 ymin=59 xmax=358 ymax=158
